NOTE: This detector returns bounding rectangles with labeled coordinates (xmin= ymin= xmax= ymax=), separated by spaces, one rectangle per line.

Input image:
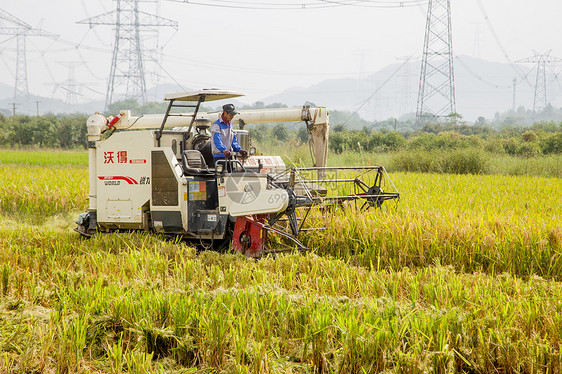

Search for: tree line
xmin=249 ymin=120 xmax=562 ymax=157
xmin=1 ymin=108 xmax=562 ymax=157
xmin=0 ymin=114 xmax=88 ymax=149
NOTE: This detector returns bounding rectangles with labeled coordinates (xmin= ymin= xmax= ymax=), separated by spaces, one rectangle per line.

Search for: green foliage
xmin=296 ymin=126 xmax=308 ymax=143
xmin=420 ymin=122 xmax=490 ymax=136
xmin=0 ymin=149 xmax=87 ymax=166
xmin=325 ymin=119 xmax=562 ymax=160
xmin=522 ymin=130 xmax=538 ymax=142
xmin=0 ymin=114 xmax=88 ymax=149
xmin=442 ymin=148 xmax=487 ymax=174
xmin=107 ymin=98 xmax=141 ymax=115
xmin=327 ymin=110 xmax=372 ymax=130
xmin=135 ymin=101 xmax=169 ymax=115
xmin=329 ymin=131 xmax=363 ymax=153
xmin=368 ymin=131 xmax=407 ymax=151
xmin=107 ymin=99 xmax=171 ymax=116
xmin=332 ymin=124 xmax=345 ymax=132
xmin=502 ymin=139 xmax=541 ymax=157
xmin=541 ymin=133 xmax=562 ymax=154
xmin=388 ymin=149 xmax=487 ymax=174
xmin=239 ymin=101 xmax=288 ymax=110
xmin=57 ymin=116 xmax=88 ymax=148
xmin=247 ymin=124 xmax=269 ymax=143
xmin=272 ymin=124 xmax=289 ymax=142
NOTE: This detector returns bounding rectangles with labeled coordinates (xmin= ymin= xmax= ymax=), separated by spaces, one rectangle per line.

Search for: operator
xmin=211 ymin=103 xmax=248 ymax=165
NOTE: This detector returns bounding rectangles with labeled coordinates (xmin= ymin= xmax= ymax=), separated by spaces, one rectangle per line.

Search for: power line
xmin=343 ymin=53 xmax=415 ymax=126
xmin=0 ymin=9 xmax=59 ymax=102
xmin=165 ymin=0 xmax=425 ymax=9
xmin=77 ymin=0 xmax=178 ymax=109
xmin=474 ymin=0 xmax=532 ymax=90
xmin=80 ymin=0 xmax=113 ymax=48
xmin=145 ymin=54 xmax=186 ymax=91
xmin=151 ymin=49 xmax=387 ymax=77
xmin=319 ymin=0 xmax=426 ymax=7
xmin=455 ymin=55 xmax=511 ymax=89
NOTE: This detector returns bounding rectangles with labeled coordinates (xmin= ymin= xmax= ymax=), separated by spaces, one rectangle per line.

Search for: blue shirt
xmin=210 ymin=118 xmax=241 ymax=157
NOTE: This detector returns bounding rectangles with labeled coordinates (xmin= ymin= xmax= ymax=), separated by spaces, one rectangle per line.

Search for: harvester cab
xmin=75 ymin=89 xmax=399 ymax=257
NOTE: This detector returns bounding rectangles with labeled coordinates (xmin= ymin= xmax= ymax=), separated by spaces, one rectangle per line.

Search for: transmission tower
xmin=77 ymin=0 xmax=178 ymax=109
xmin=416 ymin=0 xmax=456 ymax=123
xmin=52 ymin=62 xmax=91 ymax=105
xmin=0 ymin=10 xmax=58 ymax=102
xmin=517 ymin=50 xmax=562 ymax=112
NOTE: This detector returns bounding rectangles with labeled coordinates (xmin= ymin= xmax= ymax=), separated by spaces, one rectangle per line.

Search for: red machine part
xmin=108 ymin=112 xmax=123 ymax=127
xmin=231 ymin=215 xmax=268 ymax=257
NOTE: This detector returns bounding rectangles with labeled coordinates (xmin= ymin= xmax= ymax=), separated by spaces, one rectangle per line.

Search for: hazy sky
xmin=1 ymin=0 xmax=561 ymax=105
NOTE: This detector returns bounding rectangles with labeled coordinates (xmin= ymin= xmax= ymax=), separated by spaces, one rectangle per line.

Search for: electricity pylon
xmin=517 ymin=50 xmax=562 ymax=112
xmin=55 ymin=62 xmax=90 ymax=105
xmin=77 ymin=0 xmax=177 ymax=109
xmin=416 ymin=0 xmax=456 ymax=123
xmin=0 ymin=9 xmax=58 ymax=102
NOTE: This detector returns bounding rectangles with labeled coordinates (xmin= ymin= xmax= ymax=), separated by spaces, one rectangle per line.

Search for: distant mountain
xmin=0 ymin=82 xmax=12 ymax=100
xmin=259 ymin=56 xmax=538 ymax=122
xmin=0 ymin=56 xmax=548 ymax=122
xmin=146 ymin=83 xmax=188 ymax=102
xmin=145 ymin=84 xmax=246 ymax=112
xmin=0 ymin=94 xmax=104 ymax=116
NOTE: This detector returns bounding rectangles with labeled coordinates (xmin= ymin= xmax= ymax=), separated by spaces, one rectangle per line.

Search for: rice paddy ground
xmin=0 ymin=149 xmax=561 ymax=373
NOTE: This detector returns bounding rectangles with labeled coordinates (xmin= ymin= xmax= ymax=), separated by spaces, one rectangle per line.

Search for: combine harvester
xmin=76 ymin=89 xmax=399 ymax=257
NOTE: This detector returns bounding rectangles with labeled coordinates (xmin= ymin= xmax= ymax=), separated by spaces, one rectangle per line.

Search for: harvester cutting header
xmin=76 ymin=89 xmax=399 ymax=256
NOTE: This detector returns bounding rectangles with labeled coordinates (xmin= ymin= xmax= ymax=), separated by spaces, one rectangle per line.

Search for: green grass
xmin=0 ymin=149 xmax=561 ymax=372
xmin=0 ymin=149 xmax=88 ymax=166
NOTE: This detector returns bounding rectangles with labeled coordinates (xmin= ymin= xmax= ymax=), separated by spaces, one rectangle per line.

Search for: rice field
xmin=0 ymin=149 xmax=561 ymax=373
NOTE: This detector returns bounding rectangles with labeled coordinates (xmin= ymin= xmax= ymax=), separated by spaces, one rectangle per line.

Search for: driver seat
xmin=182 ymin=150 xmax=213 ymax=176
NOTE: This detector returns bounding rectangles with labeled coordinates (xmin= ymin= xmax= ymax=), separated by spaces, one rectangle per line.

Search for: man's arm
xmin=231 ymin=133 xmax=242 ymax=152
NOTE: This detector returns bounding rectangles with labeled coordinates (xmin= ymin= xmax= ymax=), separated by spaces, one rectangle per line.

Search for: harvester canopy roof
xmin=164 ymin=89 xmax=245 ymax=102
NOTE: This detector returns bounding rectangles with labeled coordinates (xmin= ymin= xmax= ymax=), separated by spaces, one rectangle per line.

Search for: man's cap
xmin=222 ymin=103 xmax=239 ymax=115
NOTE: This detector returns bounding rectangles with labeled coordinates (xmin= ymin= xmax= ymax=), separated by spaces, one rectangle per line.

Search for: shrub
xmin=541 ymin=133 xmax=562 ymax=154
xmin=483 ymin=139 xmax=505 ymax=154
xmin=389 ymin=149 xmax=487 ymax=174
xmin=442 ymin=149 xmax=487 ymax=174
xmin=522 ymin=130 xmax=538 ymax=142
xmin=248 ymin=124 xmax=269 ymax=142
xmin=329 ymin=131 xmax=366 ymax=153
xmin=381 ymin=131 xmax=406 ymax=151
xmin=390 ymin=151 xmax=436 ymax=173
xmin=503 ymin=139 xmax=541 ymax=157
xmin=407 ymin=133 xmax=437 ymax=151
xmin=517 ymin=142 xmax=541 ymax=158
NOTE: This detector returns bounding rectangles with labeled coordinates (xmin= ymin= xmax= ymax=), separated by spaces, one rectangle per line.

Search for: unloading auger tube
xmin=76 ymin=89 xmax=398 ymax=258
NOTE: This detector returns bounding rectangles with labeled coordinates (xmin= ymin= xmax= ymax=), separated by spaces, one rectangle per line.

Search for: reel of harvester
xmin=230 ymin=165 xmax=399 ymax=257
